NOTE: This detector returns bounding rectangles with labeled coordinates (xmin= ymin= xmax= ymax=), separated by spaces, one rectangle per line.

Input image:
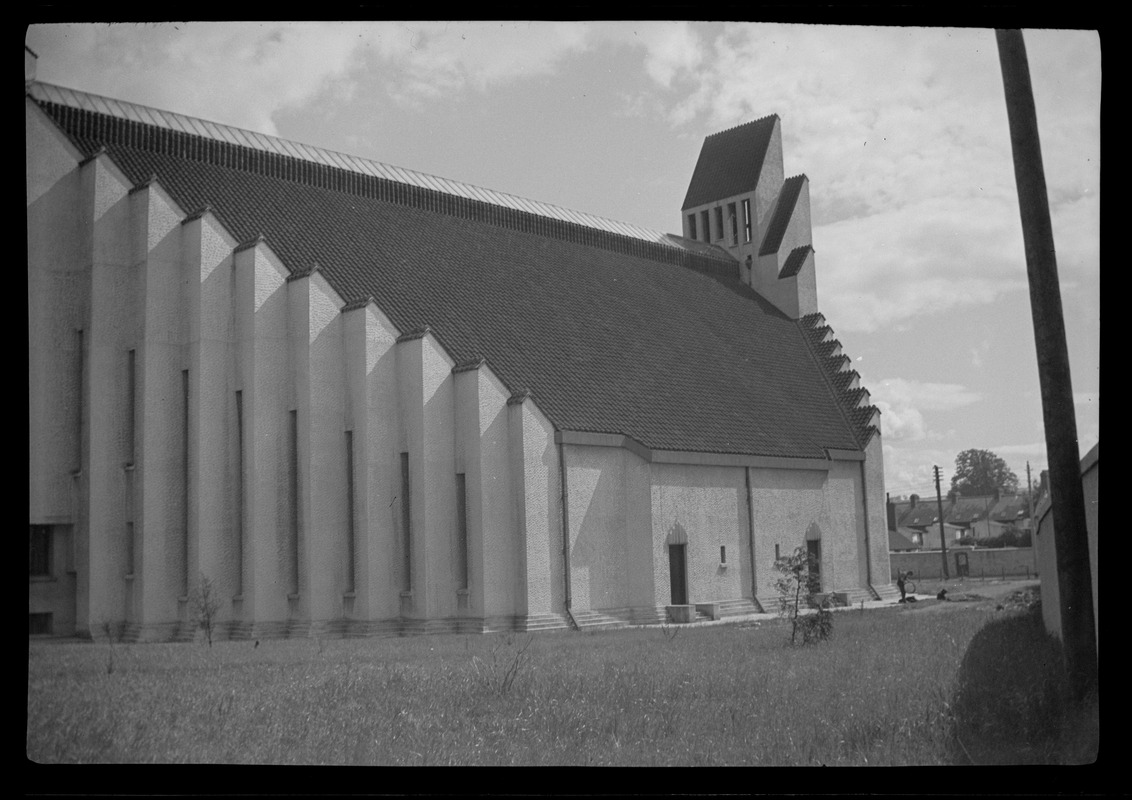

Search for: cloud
xmin=651 ymin=24 xmax=1099 ymax=334
xmin=870 ymin=377 xmax=980 ymax=443
xmin=631 ymin=22 xmax=705 ymax=88
xmin=881 ymin=443 xmax=955 ymax=497
xmin=360 ymin=21 xmax=594 ymax=106
xmin=30 ymin=22 xmax=369 ymax=135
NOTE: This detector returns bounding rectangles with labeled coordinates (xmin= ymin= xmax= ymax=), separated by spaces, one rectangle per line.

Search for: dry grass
xmin=27 ymin=604 xmax=1095 ymax=767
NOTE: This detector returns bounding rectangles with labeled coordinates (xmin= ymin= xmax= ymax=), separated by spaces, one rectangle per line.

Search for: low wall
xmin=889 ymin=547 xmax=1036 ymax=582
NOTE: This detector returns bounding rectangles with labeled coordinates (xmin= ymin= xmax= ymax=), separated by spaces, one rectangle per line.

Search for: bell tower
xmin=682 ymin=115 xmax=818 ymax=319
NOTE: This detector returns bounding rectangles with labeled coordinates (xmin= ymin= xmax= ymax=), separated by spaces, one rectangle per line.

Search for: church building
xmin=28 ymin=46 xmax=894 ymax=640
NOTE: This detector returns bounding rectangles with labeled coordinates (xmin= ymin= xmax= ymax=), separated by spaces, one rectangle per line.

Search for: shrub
xmin=949 ymin=605 xmax=1097 ymax=764
xmin=189 ymin=575 xmax=222 ymax=647
xmin=773 ymin=546 xmax=832 ymax=646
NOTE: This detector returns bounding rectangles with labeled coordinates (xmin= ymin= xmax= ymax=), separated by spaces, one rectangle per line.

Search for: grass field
xmin=27 ymin=593 xmax=1097 ymax=767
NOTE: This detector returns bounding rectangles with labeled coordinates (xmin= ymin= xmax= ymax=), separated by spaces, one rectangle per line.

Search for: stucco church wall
xmin=749 ymin=467 xmax=823 ymax=603
xmin=650 ymin=462 xmax=749 ymax=607
xmin=455 ymin=367 xmax=517 ymax=619
xmin=419 ymin=335 xmax=457 ymax=618
xmin=352 ymin=304 xmax=401 ymax=621
xmin=134 ymin=182 xmax=191 ymax=629
xmin=182 ymin=213 xmax=240 ymax=615
xmin=565 ymin=445 xmax=633 ymax=611
xmin=510 ymin=400 xmax=561 ymax=617
xmin=292 ymin=273 xmax=349 ymax=623
xmin=236 ymin=243 xmax=292 ymax=626
xmin=28 ymin=101 xmax=87 ymax=526
xmin=84 ymin=157 xmax=134 ymax=633
xmin=862 ymin=435 xmax=891 ymax=589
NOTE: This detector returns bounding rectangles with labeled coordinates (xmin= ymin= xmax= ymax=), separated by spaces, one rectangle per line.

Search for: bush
xmin=773 ymin=546 xmax=832 ymax=646
xmin=949 ymin=605 xmax=1098 ymax=764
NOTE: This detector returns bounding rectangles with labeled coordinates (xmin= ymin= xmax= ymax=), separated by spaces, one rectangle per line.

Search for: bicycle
xmin=898 ymin=571 xmax=917 ymax=597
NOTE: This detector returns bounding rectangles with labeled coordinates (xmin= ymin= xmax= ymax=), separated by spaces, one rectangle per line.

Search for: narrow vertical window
xmin=234 ymin=390 xmax=244 ymax=595
xmin=289 ymin=410 xmax=300 ymax=595
xmin=720 ymin=545 xmax=727 ymax=565
xmin=126 ymin=521 xmax=135 ymax=575
xmin=687 ymin=213 xmax=697 ymax=241
xmin=775 ymin=543 xmax=781 ymax=561
xmin=126 ymin=349 xmax=136 ymax=465
xmin=728 ymin=202 xmax=738 ymax=244
xmin=75 ymin=330 xmax=84 ymax=472
xmin=344 ymin=430 xmax=356 ymax=594
xmin=400 ymin=452 xmax=412 ymax=591
xmin=700 ymin=210 xmax=710 ymax=243
xmin=29 ymin=525 xmax=52 ymax=577
xmin=456 ymin=473 xmax=469 ymax=591
xmin=713 ymin=207 xmax=723 ymax=241
xmin=181 ymin=369 xmax=190 ymax=596
xmin=743 ymin=199 xmax=752 ymax=243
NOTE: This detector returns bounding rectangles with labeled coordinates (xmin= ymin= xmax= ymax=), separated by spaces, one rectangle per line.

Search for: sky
xmin=25 ymin=21 xmax=1100 ymax=500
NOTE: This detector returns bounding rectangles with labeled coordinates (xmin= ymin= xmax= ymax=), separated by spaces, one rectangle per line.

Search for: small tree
xmin=773 ymin=546 xmax=833 ymax=645
xmin=190 ymin=574 xmax=222 ymax=647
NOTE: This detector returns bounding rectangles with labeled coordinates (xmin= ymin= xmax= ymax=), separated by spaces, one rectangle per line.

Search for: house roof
xmin=888 ymin=528 xmax=920 ymax=551
xmin=900 ymin=502 xmax=945 ymax=529
xmin=989 ymin=494 xmax=1031 ymax=524
xmin=31 ymin=83 xmax=871 ymax=459
xmin=681 ymin=115 xmax=778 ymax=211
xmin=947 ymin=496 xmax=996 ymax=525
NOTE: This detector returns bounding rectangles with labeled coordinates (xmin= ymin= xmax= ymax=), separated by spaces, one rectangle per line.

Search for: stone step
xmin=871 ymin=584 xmax=903 ymax=602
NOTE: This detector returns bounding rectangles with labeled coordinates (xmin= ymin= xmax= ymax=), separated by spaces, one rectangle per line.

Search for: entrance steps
xmin=714 ymin=598 xmax=765 ymax=617
xmin=871 ymin=584 xmax=903 ymax=603
xmin=569 ymin=608 xmax=632 ymax=632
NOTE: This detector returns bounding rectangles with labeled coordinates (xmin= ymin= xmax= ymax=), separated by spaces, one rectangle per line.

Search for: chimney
xmin=909 ymin=493 xmax=918 ymax=510
xmin=886 ymin=495 xmax=897 ymax=531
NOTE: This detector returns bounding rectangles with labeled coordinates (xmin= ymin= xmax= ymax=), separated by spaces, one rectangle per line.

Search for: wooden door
xmin=669 ymin=544 xmax=687 ymax=605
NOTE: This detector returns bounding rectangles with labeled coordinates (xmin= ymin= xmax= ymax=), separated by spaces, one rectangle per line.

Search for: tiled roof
xmin=33 ymin=85 xmax=865 ymax=459
xmin=681 ymin=115 xmax=778 ymax=211
xmin=779 ymin=245 xmax=812 ymax=278
xmin=797 ymin=314 xmax=880 ymax=448
xmin=29 ymin=82 xmax=724 ymax=258
xmin=899 ymin=501 xmax=946 ymax=528
xmin=989 ymin=494 xmax=1031 ymax=523
xmin=759 ymin=175 xmax=806 ymax=256
xmin=947 ymin=496 xmax=996 ymax=525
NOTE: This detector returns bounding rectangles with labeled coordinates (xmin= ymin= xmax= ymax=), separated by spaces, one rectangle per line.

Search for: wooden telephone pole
xmin=933 ymin=466 xmax=949 ymax=580
xmin=996 ymin=29 xmax=1097 ymax=700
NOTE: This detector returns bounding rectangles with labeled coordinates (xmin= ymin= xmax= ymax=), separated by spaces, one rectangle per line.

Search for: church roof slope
xmin=32 ymin=86 xmax=864 ymax=459
xmin=681 ymin=115 xmax=777 ymax=211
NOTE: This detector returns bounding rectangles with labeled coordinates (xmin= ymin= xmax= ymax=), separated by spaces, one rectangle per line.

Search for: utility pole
xmin=933 ymin=465 xmax=950 ymax=580
xmin=996 ymin=29 xmax=1097 ymax=700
